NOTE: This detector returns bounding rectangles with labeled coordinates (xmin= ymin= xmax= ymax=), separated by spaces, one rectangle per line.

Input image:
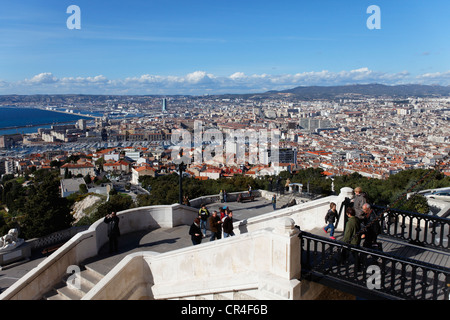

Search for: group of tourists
xmin=219 ymin=190 xmax=227 ymax=203
xmin=323 ymin=187 xmax=382 ymax=249
xmin=104 ymin=187 xmax=382 ymax=253
xmin=189 ymin=204 xmax=235 ymax=245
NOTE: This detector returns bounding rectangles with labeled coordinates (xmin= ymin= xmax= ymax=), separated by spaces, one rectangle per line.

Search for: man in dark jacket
xmin=341 ymin=207 xmax=362 ymax=266
xmin=222 ymin=211 xmax=235 ymax=238
xmin=104 ymin=212 xmax=120 ymax=253
xmin=343 ymin=207 xmax=361 ymax=246
xmin=361 ymin=203 xmax=382 ymax=249
xmin=189 ymin=218 xmax=202 ymax=245
xmin=208 ymin=211 xmax=222 ymax=241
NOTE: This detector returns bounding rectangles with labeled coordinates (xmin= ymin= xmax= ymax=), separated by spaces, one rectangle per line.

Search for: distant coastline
xmin=0 ymin=120 xmax=85 ymax=131
xmin=0 ymin=106 xmax=93 ymax=135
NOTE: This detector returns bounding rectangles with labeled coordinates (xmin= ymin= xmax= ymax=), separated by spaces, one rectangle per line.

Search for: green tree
xmin=2 ymin=180 xmax=27 ymax=214
xmin=79 ymin=183 xmax=88 ymax=194
xmin=92 ymin=194 xmax=134 ymax=222
xmin=84 ymin=173 xmax=91 ymax=185
xmin=398 ymin=194 xmax=430 ymax=214
xmin=20 ymin=173 xmax=74 ymax=239
xmin=136 ymin=194 xmax=152 ymax=207
xmin=50 ymin=160 xmax=62 ymax=168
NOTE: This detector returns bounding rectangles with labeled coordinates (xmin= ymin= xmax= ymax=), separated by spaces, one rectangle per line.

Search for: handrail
xmin=373 ymin=205 xmax=450 ymax=251
xmin=298 ymin=230 xmax=450 ymax=300
xmin=334 ymin=196 xmax=349 ymax=230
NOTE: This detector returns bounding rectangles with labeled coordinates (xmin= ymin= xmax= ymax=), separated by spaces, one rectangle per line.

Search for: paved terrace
xmin=1 ymin=192 xmax=448 ymax=298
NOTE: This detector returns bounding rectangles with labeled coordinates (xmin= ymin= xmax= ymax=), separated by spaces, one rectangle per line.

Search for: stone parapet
xmin=83 ymin=217 xmax=301 ymax=300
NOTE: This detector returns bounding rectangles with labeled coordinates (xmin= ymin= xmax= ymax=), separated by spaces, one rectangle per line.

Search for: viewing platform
xmin=0 ymin=188 xmax=448 ymax=300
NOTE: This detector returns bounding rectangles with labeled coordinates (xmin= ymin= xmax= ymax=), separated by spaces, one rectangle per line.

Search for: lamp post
xmin=178 ymin=149 xmax=187 ymax=205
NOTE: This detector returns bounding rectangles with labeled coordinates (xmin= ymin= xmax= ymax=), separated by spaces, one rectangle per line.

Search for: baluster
xmin=439 ymin=224 xmax=445 ymax=249
xmin=410 ymin=265 xmax=417 ymax=299
xmin=415 ymin=217 xmax=422 ymax=244
xmin=430 ymin=221 xmax=438 ymax=248
xmin=386 ymin=210 xmax=393 ymax=236
xmin=302 ymin=237 xmax=310 ymax=270
xmin=431 ymin=270 xmax=439 ymax=300
xmin=379 ymin=257 xmax=387 ymax=292
xmin=313 ymin=239 xmax=318 ymax=270
xmin=400 ymin=214 xmax=407 ymax=240
xmin=393 ymin=211 xmax=399 ymax=236
xmin=390 ymin=210 xmax=398 ymax=236
xmin=408 ymin=216 xmax=414 ymax=242
xmin=400 ymin=263 xmax=407 ymax=297
xmin=306 ymin=238 xmax=312 ymax=270
xmin=446 ymin=224 xmax=450 ymax=250
xmin=423 ymin=218 xmax=429 ymax=246
xmin=320 ymin=241 xmax=326 ymax=273
xmin=420 ymin=267 xmax=428 ymax=300
xmin=344 ymin=246 xmax=351 ymax=279
xmin=361 ymin=253 xmax=367 ymax=286
xmin=390 ymin=260 xmax=397 ymax=296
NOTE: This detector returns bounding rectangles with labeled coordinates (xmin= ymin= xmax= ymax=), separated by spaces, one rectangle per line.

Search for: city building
xmin=60 ymin=178 xmax=86 ymax=197
xmin=162 ymin=98 xmax=167 ymax=112
xmin=60 ymin=163 xmax=96 ymax=177
xmin=131 ymin=165 xmax=157 ymax=185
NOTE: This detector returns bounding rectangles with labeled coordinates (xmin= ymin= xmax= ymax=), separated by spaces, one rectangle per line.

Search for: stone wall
xmin=83 ymin=217 xmax=301 ymax=300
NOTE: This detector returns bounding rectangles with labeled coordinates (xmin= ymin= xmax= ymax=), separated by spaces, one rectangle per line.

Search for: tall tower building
xmin=162 ymin=98 xmax=167 ymax=112
xmin=77 ymin=119 xmax=86 ymax=131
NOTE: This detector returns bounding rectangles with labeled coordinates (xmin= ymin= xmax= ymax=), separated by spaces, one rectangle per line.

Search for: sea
xmin=0 ymin=106 xmax=96 ymax=135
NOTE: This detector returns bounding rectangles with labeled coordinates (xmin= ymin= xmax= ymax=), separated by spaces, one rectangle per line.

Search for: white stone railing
xmin=188 ymin=190 xmax=262 ymax=207
xmin=26 ymin=226 xmax=89 ymax=251
xmin=83 ymin=217 xmax=301 ymax=300
xmin=234 ymin=187 xmax=352 ymax=235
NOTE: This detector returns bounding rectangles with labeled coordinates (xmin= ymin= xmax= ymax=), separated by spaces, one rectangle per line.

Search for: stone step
xmin=44 ymin=288 xmax=70 ymax=300
xmin=44 ymin=267 xmax=103 ymax=300
xmin=55 ymin=282 xmax=85 ymax=300
xmin=80 ymin=267 xmax=104 ymax=286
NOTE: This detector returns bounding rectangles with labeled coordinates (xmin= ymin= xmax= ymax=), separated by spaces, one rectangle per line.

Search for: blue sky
xmin=0 ymin=0 xmax=449 ymax=94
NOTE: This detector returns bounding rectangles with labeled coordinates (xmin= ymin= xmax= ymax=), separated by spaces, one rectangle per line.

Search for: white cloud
xmin=23 ymin=72 xmax=57 ymax=84
xmin=2 ymin=68 xmax=449 ymax=95
xmin=416 ymin=71 xmax=450 ymax=83
xmin=229 ymin=72 xmax=246 ymax=80
xmin=185 ymin=71 xmax=215 ymax=84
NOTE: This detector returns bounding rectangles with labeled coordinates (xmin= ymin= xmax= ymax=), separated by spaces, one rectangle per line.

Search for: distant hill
xmin=262 ymin=84 xmax=450 ymax=99
xmin=0 ymin=84 xmax=448 ymax=102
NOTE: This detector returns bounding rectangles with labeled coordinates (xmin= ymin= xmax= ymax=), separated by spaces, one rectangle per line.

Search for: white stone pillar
xmin=258 ymin=217 xmax=302 ymax=299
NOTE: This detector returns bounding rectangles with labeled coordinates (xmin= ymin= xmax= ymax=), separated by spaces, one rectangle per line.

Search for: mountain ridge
xmin=0 ymin=83 xmax=448 ymax=101
xmin=257 ymin=83 xmax=450 ymax=99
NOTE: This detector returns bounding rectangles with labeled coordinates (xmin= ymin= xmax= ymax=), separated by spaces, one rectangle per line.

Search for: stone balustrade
xmin=0 ymin=187 xmax=354 ymax=300
xmin=83 ymin=217 xmax=301 ymax=300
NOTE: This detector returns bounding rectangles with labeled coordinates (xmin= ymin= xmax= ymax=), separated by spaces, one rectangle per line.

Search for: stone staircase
xmin=43 ymin=266 xmax=103 ymax=300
